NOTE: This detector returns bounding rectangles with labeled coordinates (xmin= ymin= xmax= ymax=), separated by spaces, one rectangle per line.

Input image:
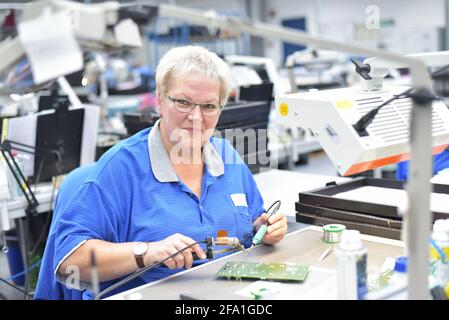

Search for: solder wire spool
xmin=321 ymin=224 xmax=346 ymax=244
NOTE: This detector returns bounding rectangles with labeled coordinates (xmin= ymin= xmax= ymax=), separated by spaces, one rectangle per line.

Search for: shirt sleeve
xmin=53 ymin=181 xmax=121 ymax=286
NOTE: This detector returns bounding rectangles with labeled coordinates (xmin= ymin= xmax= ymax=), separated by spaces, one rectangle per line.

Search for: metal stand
xmin=406 ymin=88 xmax=434 ymax=299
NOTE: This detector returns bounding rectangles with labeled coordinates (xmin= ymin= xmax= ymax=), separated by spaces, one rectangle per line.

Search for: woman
xmin=38 ymin=45 xmax=287 ymax=299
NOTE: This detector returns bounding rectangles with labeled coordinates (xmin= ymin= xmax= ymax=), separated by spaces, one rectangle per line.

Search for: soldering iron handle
xmin=252 ymin=224 xmax=268 ymax=246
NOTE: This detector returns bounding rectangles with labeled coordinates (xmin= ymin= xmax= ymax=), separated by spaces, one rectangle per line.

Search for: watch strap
xmin=135 ymin=254 xmax=145 ymax=268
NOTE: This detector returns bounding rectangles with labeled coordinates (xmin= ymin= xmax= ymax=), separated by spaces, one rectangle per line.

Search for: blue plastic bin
xmin=4 ymin=231 xmax=25 ymax=286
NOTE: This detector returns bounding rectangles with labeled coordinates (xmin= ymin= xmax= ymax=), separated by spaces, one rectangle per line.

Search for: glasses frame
xmin=166 ymin=95 xmax=222 ymax=116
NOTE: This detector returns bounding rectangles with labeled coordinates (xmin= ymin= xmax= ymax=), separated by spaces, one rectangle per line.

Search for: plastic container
xmin=389 ymin=256 xmax=408 ymax=288
xmin=336 ymin=229 xmax=368 ymax=300
xmin=430 ymin=219 xmax=449 ymax=285
xmin=4 ymin=231 xmax=25 ymax=286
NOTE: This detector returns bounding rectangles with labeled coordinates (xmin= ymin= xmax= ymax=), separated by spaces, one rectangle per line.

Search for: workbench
xmin=108 ymin=225 xmax=404 ymax=300
xmin=108 ymin=169 xmax=403 ymax=300
xmin=252 ymin=169 xmax=349 ymax=217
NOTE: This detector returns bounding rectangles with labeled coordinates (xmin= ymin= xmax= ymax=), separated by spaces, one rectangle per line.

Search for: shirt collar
xmin=148 ymin=119 xmax=224 ymax=182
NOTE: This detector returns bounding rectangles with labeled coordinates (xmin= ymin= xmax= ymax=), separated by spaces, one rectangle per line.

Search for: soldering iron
xmin=244 ymin=200 xmax=282 ymax=250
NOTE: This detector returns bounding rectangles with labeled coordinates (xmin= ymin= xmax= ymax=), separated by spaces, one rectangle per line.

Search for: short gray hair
xmin=155 ymin=45 xmax=232 ymax=106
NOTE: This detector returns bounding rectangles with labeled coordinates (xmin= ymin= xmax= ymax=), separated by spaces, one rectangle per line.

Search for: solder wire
xmin=321 ymin=224 xmax=346 ymax=244
xmin=318 ymin=224 xmax=346 ymax=262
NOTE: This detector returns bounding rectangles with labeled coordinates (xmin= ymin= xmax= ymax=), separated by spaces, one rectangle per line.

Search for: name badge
xmin=230 ymin=193 xmax=248 ymax=207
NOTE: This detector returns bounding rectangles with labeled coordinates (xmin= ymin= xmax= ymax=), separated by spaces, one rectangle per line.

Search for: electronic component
xmin=216 ymin=261 xmax=309 ymax=282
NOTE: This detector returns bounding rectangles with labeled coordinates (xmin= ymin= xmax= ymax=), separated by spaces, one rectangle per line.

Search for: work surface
xmin=108 ymin=170 xmax=383 ymax=300
xmin=252 ymin=169 xmax=349 ymax=217
xmin=109 ymin=226 xmax=404 ymax=300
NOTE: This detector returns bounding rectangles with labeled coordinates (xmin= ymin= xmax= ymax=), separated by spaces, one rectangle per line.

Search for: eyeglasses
xmin=166 ymin=96 xmax=222 ymax=116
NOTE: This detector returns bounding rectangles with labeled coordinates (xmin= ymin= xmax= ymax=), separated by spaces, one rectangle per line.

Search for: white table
xmin=0 ymin=183 xmax=57 ymax=232
xmin=253 ymin=169 xmax=349 ymax=217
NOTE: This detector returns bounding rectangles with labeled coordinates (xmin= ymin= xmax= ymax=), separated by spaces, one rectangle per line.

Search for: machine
xmin=275 ymin=84 xmax=449 ymax=176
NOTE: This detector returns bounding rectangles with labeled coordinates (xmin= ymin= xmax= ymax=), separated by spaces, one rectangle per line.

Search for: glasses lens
xmin=173 ymin=98 xmax=192 ymax=112
xmin=169 ymin=96 xmax=221 ymax=116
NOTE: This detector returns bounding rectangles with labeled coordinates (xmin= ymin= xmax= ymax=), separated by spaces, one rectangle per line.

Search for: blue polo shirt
xmin=50 ymin=120 xmax=265 ymax=299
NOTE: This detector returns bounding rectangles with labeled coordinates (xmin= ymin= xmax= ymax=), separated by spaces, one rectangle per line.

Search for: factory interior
xmin=1 ymin=0 xmax=449 ymax=303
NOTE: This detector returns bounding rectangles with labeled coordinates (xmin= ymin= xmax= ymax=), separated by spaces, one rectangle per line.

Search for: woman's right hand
xmin=145 ymin=233 xmax=206 ymax=269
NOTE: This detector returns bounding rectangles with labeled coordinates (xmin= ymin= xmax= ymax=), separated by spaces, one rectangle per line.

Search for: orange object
xmin=344 ymin=144 xmax=449 ymax=176
xmin=217 ymin=230 xmax=228 ymax=238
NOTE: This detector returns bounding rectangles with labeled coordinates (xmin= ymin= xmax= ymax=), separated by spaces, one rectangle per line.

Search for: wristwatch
xmin=133 ymin=243 xmax=149 ymax=268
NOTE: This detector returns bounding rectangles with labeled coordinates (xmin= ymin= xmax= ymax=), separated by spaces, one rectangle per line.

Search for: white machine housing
xmin=275 ymin=85 xmax=449 ymax=176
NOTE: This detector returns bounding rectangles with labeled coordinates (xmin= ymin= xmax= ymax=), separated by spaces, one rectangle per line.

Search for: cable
xmin=0 ymin=276 xmax=34 ymax=299
xmin=5 ymin=258 xmax=42 ymax=281
xmin=29 ymin=177 xmax=58 ymax=257
xmin=23 ymin=217 xmax=30 ymax=300
xmin=353 ymin=63 xmax=449 ymax=135
xmin=353 ymin=88 xmax=413 ymax=135
xmin=266 ymin=200 xmax=282 ymax=218
xmin=33 ymin=158 xmax=44 ymax=192
xmin=95 ymin=240 xmax=207 ymax=300
xmin=431 ymin=64 xmax=449 ymax=77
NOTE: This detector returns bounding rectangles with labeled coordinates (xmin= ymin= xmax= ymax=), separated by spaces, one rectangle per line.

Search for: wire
xmin=0 ymin=276 xmax=34 ymax=299
xmin=353 ymin=62 xmax=449 ymax=134
xmin=23 ymin=217 xmax=30 ymax=300
xmin=33 ymin=158 xmax=44 ymax=192
xmin=431 ymin=64 xmax=449 ymax=77
xmin=5 ymin=258 xmax=42 ymax=281
xmin=266 ymin=200 xmax=282 ymax=218
xmin=95 ymin=240 xmax=206 ymax=300
xmin=29 ymin=177 xmax=58 ymax=257
xmin=353 ymin=88 xmax=412 ymax=134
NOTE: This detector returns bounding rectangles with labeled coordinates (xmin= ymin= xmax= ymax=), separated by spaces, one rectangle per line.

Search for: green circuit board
xmin=216 ymin=261 xmax=309 ymax=282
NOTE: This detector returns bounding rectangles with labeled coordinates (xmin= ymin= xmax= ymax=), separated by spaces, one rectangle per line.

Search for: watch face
xmin=134 ymin=243 xmax=148 ymax=255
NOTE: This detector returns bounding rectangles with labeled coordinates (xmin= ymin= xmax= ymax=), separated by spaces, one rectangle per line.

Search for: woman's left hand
xmin=253 ymin=212 xmax=288 ymax=245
